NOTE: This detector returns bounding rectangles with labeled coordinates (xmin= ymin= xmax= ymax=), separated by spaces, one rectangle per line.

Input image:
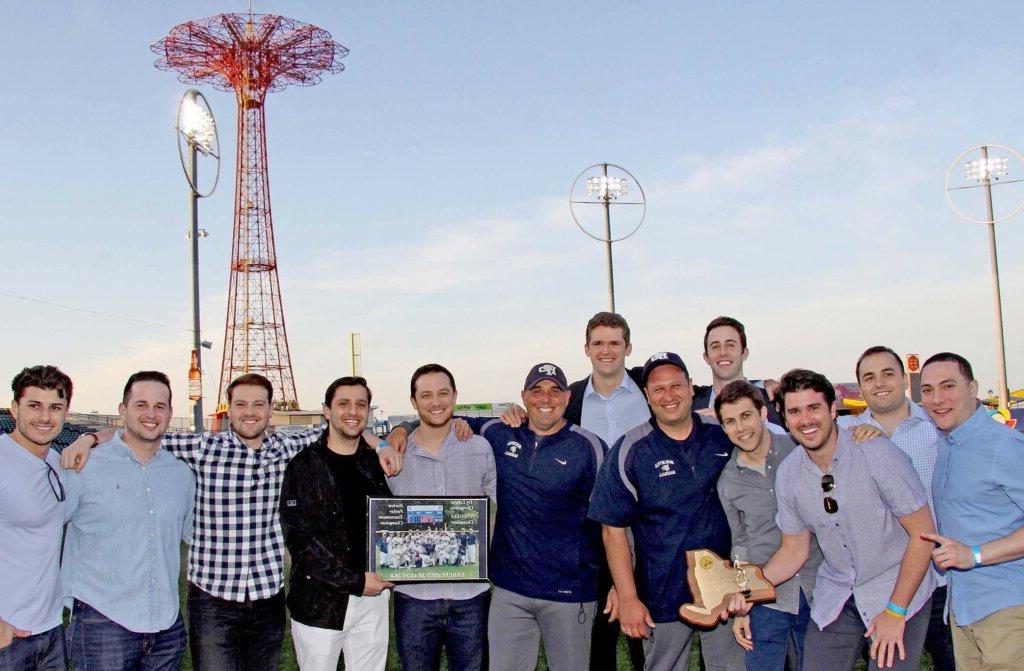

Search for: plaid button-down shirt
xmin=162 ymin=427 xmax=322 ymax=602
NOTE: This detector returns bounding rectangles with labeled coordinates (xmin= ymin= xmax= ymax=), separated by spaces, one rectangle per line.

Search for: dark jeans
xmin=923 ymin=586 xmax=955 ymax=671
xmin=67 ymin=599 xmax=185 ymax=671
xmin=745 ymin=590 xmax=810 ymax=671
xmin=394 ymin=591 xmax=489 ymax=671
xmin=590 ymin=563 xmax=645 ymax=671
xmin=803 ymin=595 xmax=929 ymax=671
xmin=187 ymin=583 xmax=285 ymax=671
xmin=0 ymin=625 xmax=64 ymax=671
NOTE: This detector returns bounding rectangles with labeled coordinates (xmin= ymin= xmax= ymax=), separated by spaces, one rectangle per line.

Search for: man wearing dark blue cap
xmin=589 ymin=352 xmax=744 ymax=671
xmin=479 ymin=363 xmax=608 ymax=671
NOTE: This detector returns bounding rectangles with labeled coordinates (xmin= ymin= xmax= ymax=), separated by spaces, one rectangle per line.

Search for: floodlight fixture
xmin=175 ymin=88 xmax=221 ymax=430
xmin=964 ymin=156 xmax=1008 ymax=182
xmin=570 ymin=163 xmax=646 ymax=312
xmin=944 ymin=143 xmax=1024 ymax=410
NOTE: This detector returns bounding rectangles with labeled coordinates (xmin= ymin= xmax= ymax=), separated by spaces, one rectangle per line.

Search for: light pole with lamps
xmin=175 ymin=89 xmax=220 ymax=431
xmin=945 ymin=143 xmax=1024 ymax=410
xmin=570 ymin=163 xmax=646 ymax=312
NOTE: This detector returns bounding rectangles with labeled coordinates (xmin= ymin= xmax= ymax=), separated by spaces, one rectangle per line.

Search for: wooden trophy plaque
xmin=678 ymin=549 xmax=776 ymax=627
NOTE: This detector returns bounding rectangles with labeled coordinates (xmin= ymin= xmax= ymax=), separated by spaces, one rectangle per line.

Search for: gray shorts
xmin=642 ymin=618 xmax=745 ymax=671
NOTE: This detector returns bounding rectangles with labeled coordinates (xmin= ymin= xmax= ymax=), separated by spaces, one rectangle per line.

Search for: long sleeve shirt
xmin=61 ymin=433 xmax=194 ymax=632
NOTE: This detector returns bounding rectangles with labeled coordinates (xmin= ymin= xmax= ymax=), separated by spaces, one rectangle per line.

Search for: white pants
xmin=291 ymin=591 xmax=390 ymax=671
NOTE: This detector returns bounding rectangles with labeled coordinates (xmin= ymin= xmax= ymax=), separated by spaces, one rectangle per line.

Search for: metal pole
xmin=601 ymin=163 xmax=616 ymax=312
xmin=981 ymin=145 xmax=1010 ymax=409
xmin=187 ymin=143 xmax=205 ymax=430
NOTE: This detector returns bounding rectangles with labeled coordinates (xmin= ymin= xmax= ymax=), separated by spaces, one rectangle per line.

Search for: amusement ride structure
xmin=153 ymin=11 xmax=347 ymax=410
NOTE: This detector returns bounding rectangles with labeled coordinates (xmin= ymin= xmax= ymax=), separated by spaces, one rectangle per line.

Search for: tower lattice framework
xmin=154 ymin=13 xmax=347 ymax=409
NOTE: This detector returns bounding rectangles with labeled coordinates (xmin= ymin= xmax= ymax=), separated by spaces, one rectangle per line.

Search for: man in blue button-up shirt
xmin=920 ymin=352 xmax=1024 ymax=670
xmin=62 ymin=371 xmax=195 ymax=671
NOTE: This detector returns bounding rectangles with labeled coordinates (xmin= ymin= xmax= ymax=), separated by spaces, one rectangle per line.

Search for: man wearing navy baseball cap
xmin=590 ymin=352 xmax=744 ymax=671
xmin=476 ymin=363 xmax=608 ymax=671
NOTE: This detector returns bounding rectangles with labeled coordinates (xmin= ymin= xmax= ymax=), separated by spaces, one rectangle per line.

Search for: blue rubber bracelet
xmin=972 ymin=545 xmax=983 ymax=567
xmin=885 ymin=602 xmax=908 ymax=617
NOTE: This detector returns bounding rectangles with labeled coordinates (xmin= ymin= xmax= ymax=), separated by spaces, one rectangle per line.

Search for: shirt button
xmin=149 ymin=510 xmax=154 ymax=514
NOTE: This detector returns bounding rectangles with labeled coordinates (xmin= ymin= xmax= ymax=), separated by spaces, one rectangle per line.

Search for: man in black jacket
xmin=280 ymin=376 xmax=393 ymax=671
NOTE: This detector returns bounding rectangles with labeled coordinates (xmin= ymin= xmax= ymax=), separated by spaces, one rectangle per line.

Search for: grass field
xmin=174 ymin=545 xmax=932 ymax=670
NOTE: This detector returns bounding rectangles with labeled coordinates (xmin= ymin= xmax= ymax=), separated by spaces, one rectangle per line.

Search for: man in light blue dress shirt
xmin=62 ymin=371 xmax=195 ymax=671
xmin=920 ymin=352 xmax=1024 ymax=670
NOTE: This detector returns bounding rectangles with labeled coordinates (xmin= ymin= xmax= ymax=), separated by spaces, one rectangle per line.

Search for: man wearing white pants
xmin=280 ymin=377 xmax=396 ymax=671
xmin=290 ymin=592 xmax=390 ymax=671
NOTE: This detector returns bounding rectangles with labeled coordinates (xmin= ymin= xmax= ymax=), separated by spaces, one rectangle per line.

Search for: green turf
xmin=174 ymin=544 xmax=934 ymax=670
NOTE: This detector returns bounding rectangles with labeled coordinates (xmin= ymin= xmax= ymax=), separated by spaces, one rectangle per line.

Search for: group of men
xmin=0 ymin=311 xmax=1022 ymax=671
xmin=377 ymin=530 xmax=478 ymax=569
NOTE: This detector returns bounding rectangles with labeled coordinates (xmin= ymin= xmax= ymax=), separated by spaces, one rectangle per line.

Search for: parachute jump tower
xmin=153 ymin=12 xmax=348 ymax=409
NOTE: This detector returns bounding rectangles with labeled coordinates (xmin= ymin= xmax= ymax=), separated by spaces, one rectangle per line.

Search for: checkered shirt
xmin=162 ymin=427 xmax=322 ymax=602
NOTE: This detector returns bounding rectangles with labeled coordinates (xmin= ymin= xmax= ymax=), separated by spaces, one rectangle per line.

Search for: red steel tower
xmin=153 ymin=13 xmax=347 ymax=410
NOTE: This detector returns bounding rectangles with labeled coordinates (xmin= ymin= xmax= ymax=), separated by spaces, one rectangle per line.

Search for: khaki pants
xmin=950 ymin=604 xmax=1024 ymax=670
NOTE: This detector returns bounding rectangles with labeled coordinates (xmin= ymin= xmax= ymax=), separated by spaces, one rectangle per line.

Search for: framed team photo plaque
xmin=366 ymin=496 xmax=490 ymax=583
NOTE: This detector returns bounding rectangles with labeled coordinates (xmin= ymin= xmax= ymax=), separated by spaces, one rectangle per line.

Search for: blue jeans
xmin=67 ymin=599 xmax=185 ymax=671
xmin=0 ymin=625 xmax=64 ymax=671
xmin=187 ymin=583 xmax=285 ymax=671
xmin=394 ymin=591 xmax=489 ymax=671
xmin=745 ymin=590 xmax=810 ymax=671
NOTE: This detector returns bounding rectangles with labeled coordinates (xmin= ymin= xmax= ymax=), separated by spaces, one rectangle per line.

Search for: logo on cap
xmin=649 ymin=352 xmax=669 ymax=361
xmin=537 ymin=364 xmax=557 ymax=376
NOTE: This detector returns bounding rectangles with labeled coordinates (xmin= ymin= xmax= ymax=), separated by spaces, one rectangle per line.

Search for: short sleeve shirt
xmin=589 ymin=416 xmax=733 ymax=623
xmin=0 ymin=434 xmax=65 ymax=632
xmin=775 ymin=427 xmax=934 ymax=629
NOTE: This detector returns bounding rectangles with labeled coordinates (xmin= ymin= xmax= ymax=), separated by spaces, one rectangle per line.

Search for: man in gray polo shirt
xmin=388 ymin=364 xmax=497 ymax=671
xmin=715 ymin=379 xmax=822 ymax=671
xmin=0 ymin=365 xmax=73 ymax=671
xmin=732 ymin=369 xmax=936 ymax=671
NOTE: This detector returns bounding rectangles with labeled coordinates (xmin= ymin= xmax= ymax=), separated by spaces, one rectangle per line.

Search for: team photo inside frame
xmin=367 ymin=496 xmax=490 ymax=583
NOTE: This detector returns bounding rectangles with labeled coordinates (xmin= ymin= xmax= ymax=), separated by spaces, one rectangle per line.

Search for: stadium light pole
xmin=176 ymin=89 xmax=220 ymax=431
xmin=945 ymin=144 xmax=1024 ymax=410
xmin=570 ymin=163 xmax=646 ymax=313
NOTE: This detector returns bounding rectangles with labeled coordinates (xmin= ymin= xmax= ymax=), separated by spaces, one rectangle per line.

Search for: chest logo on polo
xmin=504 ymin=441 xmax=522 ymax=458
xmin=655 ymin=459 xmax=676 ymax=477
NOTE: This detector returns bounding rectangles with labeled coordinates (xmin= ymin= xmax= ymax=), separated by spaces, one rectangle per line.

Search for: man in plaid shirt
xmin=63 ymin=373 xmax=402 ymax=671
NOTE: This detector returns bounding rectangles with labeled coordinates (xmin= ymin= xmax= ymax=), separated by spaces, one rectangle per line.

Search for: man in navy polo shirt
xmin=477 ymin=363 xmax=606 ymax=671
xmin=589 ymin=352 xmax=744 ymax=671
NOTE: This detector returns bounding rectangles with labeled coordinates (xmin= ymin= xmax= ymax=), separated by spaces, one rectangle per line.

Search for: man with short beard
xmin=281 ymin=376 xmax=394 ymax=671
xmin=837 ymin=346 xmax=954 ymax=670
xmin=0 ymin=365 xmax=73 ymax=671
xmin=62 ymin=372 xmax=403 ymax=671
xmin=387 ymin=364 xmax=496 ymax=671
xmin=61 ymin=371 xmax=194 ymax=670
xmin=731 ymin=369 xmax=936 ymax=671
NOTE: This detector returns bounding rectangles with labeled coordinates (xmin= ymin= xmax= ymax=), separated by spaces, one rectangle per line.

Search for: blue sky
xmin=4 ymin=1 xmax=1024 ymax=419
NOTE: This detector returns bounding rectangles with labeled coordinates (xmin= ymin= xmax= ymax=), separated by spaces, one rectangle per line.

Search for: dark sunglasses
xmin=821 ymin=474 xmax=837 ymax=514
xmin=46 ymin=463 xmax=66 ymax=503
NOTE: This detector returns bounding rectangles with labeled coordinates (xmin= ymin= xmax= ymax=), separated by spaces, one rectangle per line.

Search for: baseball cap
xmin=523 ymin=363 xmax=569 ymax=391
xmin=641 ymin=352 xmax=689 ymax=387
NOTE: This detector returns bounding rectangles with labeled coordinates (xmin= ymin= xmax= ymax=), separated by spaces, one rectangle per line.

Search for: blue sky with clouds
xmin=4 ymin=1 xmax=1024 ymax=418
